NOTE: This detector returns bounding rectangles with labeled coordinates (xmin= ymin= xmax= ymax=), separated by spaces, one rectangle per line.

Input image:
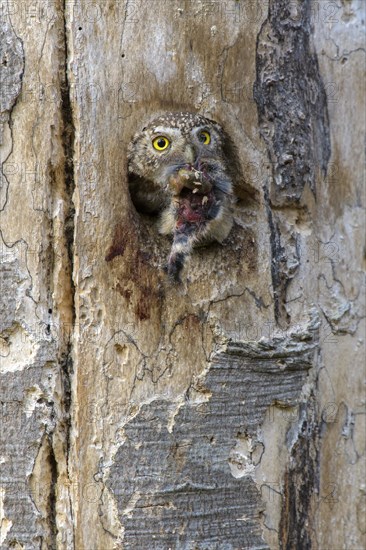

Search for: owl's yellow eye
xmin=198 ymin=130 xmax=211 ymax=145
xmin=152 ymin=136 xmax=170 ymax=151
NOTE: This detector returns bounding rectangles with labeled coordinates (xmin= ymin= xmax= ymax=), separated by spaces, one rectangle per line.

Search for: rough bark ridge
xmin=255 ymin=0 xmax=331 ymax=325
xmin=1 ymin=1 xmax=74 ymax=547
xmin=0 ymin=17 xmax=24 ymax=143
xmin=0 ymin=1 xmax=365 ymax=549
xmin=254 ymin=0 xmax=330 ymax=204
xmin=254 ymin=1 xmax=329 ymax=541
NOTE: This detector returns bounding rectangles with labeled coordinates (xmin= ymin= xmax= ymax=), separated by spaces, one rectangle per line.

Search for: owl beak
xmin=184 ymin=144 xmax=195 ymax=164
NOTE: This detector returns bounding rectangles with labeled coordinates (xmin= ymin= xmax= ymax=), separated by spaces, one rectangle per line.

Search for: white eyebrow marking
xmin=152 ymin=126 xmax=181 ymax=135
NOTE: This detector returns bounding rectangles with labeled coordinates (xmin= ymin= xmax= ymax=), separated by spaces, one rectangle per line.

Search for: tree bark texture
xmin=0 ymin=1 xmax=365 ymax=549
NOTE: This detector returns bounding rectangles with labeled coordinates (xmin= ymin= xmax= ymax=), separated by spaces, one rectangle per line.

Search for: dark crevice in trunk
xmin=60 ymin=0 xmax=75 ymax=458
xmin=264 ymin=186 xmax=290 ymax=325
xmin=48 ymin=436 xmax=58 ymax=549
xmin=61 ymin=6 xmax=76 ymax=289
xmin=279 ymin=397 xmax=319 ymax=550
xmin=57 ymin=2 xmax=76 ymax=546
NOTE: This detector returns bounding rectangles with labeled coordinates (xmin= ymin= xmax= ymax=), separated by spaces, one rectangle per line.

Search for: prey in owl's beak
xmin=164 ymin=165 xmax=223 ymax=282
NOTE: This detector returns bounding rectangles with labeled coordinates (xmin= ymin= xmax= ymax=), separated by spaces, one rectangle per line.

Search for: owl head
xmin=127 ymin=112 xmax=226 ymax=187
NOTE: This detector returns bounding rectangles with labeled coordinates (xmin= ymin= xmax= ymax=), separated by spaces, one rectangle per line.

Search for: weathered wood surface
xmin=0 ymin=1 xmax=364 ymax=548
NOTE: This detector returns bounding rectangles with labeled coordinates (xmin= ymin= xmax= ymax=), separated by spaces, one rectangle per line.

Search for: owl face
xmin=128 ymin=112 xmax=225 ymax=187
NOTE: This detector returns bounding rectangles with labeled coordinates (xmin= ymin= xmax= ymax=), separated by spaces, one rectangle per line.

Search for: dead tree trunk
xmin=1 ymin=1 xmax=364 ymax=548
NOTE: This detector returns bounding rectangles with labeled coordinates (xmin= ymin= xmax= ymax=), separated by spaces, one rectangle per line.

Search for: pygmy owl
xmin=128 ymin=112 xmax=234 ymax=281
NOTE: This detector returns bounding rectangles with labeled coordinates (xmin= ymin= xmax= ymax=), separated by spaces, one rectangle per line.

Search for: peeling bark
xmin=108 ymin=328 xmax=316 ymax=548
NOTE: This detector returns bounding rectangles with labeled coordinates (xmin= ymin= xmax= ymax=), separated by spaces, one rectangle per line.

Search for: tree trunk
xmin=1 ymin=1 xmax=364 ymax=548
